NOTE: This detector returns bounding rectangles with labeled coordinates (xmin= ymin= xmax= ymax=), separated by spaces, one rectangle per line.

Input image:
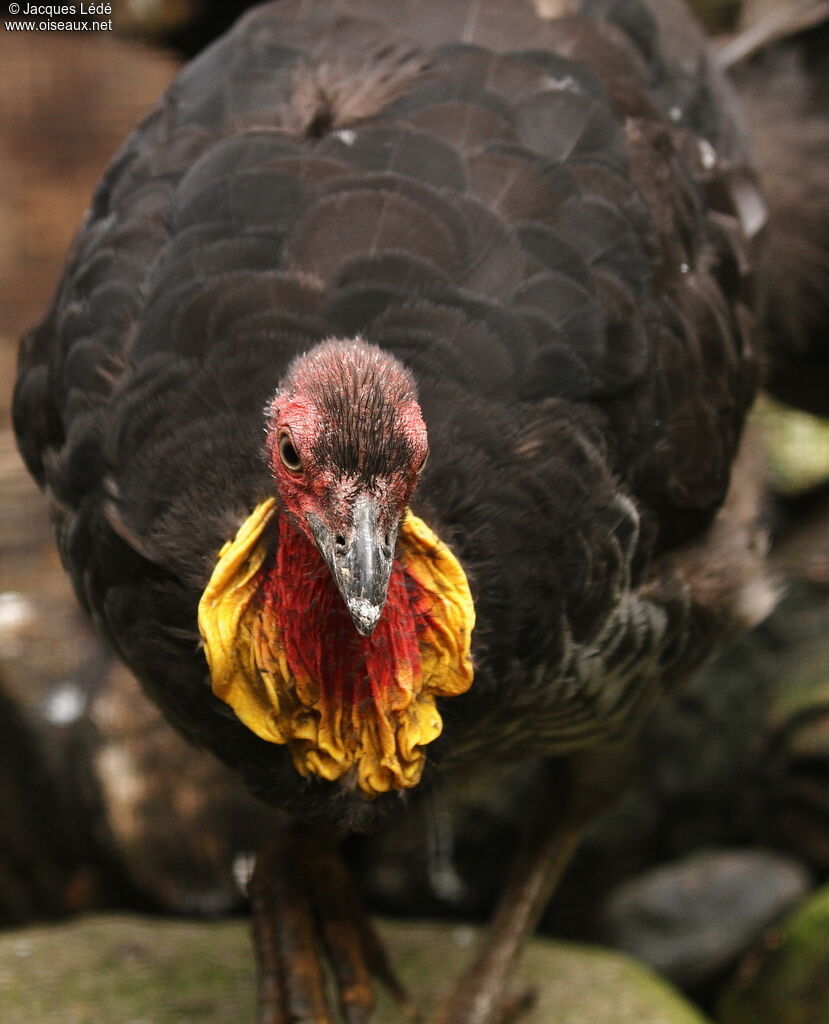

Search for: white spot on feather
xmin=543 ymin=74 xmax=578 ymax=92
xmin=699 ymin=138 xmax=717 ymax=170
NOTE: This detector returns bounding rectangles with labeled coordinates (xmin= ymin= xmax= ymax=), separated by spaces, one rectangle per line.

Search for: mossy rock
xmin=754 ymin=397 xmax=829 ymax=495
xmin=0 ymin=914 xmax=710 ymax=1024
xmin=719 ymin=883 xmax=829 ymax=1024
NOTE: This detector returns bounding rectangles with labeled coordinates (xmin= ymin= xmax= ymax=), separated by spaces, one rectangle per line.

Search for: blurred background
xmin=2 ymin=3 xmax=829 ymax=1022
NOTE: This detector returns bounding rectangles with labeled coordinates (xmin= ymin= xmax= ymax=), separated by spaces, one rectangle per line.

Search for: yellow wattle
xmin=197 ymin=500 xmax=475 ymax=795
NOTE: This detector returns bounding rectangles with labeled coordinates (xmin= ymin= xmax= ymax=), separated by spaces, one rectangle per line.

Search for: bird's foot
xmin=422 ymin=819 xmax=582 ymax=1024
xmin=496 ymin=988 xmax=537 ymax=1024
xmin=249 ymin=825 xmax=413 ymax=1024
xmin=430 ymin=986 xmax=538 ymax=1024
xmin=426 ymin=750 xmax=632 ymax=1024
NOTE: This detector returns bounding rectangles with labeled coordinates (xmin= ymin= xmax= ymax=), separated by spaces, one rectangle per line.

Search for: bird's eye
xmin=278 ymin=430 xmax=303 ymax=473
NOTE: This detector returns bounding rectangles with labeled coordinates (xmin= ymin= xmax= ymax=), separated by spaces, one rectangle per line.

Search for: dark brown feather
xmin=13 ymin=0 xmax=771 ymax=830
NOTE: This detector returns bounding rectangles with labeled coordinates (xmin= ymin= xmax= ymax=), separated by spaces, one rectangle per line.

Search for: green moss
xmin=0 ymin=916 xmax=256 ymax=1024
xmin=0 ymin=914 xmax=711 ymax=1024
xmin=719 ymin=884 xmax=829 ymax=1024
xmin=754 ymin=396 xmax=829 ymax=495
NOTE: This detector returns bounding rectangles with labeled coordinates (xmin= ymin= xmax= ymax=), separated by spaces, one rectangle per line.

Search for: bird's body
xmin=15 ymin=3 xmax=783 ymax=1018
xmin=14 ymin=0 xmax=772 ymax=841
xmin=8 ymin=32 xmax=789 ymax=1024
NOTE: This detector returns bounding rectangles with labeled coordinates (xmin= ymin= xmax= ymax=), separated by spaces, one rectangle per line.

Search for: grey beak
xmin=307 ymin=496 xmax=396 ymax=637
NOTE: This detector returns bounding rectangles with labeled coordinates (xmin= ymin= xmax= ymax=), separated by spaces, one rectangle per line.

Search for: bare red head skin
xmin=265 ymin=338 xmax=428 ymax=635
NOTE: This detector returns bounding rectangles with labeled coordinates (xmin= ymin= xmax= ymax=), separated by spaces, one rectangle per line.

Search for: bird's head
xmin=265 ymin=338 xmax=429 ymax=636
xmin=200 ymin=337 xmax=473 ymax=794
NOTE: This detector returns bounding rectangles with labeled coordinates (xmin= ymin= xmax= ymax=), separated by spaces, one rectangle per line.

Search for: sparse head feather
xmin=268 ymin=337 xmax=427 ymax=485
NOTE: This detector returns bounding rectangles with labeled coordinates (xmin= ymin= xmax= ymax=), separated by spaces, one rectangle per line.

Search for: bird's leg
xmin=301 ymin=829 xmax=415 ymax=1022
xmin=249 ymin=823 xmax=411 ymax=1024
xmin=428 ymin=746 xmax=633 ymax=1024
xmin=426 ymin=775 xmax=583 ymax=1024
xmin=249 ymin=830 xmax=329 ymax=1024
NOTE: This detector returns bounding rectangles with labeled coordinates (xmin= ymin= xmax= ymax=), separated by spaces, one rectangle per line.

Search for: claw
xmin=494 ymin=988 xmax=537 ymax=1024
xmin=303 ymin=831 xmax=375 ymax=1023
xmin=353 ymin=910 xmax=415 ymax=1019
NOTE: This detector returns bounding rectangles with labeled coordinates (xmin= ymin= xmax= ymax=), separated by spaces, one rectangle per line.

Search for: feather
xmin=13 ymin=0 xmax=768 ymax=832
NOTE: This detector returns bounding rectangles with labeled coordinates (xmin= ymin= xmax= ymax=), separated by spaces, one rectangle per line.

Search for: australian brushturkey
xmin=14 ymin=0 xmax=777 ymax=1020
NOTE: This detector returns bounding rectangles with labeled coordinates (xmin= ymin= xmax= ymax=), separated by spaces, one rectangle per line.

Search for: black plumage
xmin=14 ymin=1 xmax=775 ymax=1017
xmin=14 ymin=0 xmax=767 ymax=822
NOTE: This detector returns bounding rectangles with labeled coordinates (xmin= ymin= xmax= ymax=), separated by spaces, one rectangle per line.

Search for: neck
xmin=264 ymin=513 xmax=430 ymax=713
xmin=198 ymin=498 xmax=475 ymax=796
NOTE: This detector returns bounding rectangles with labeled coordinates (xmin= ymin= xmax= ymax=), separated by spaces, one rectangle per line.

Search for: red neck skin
xmin=260 ymin=515 xmax=435 ymax=720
